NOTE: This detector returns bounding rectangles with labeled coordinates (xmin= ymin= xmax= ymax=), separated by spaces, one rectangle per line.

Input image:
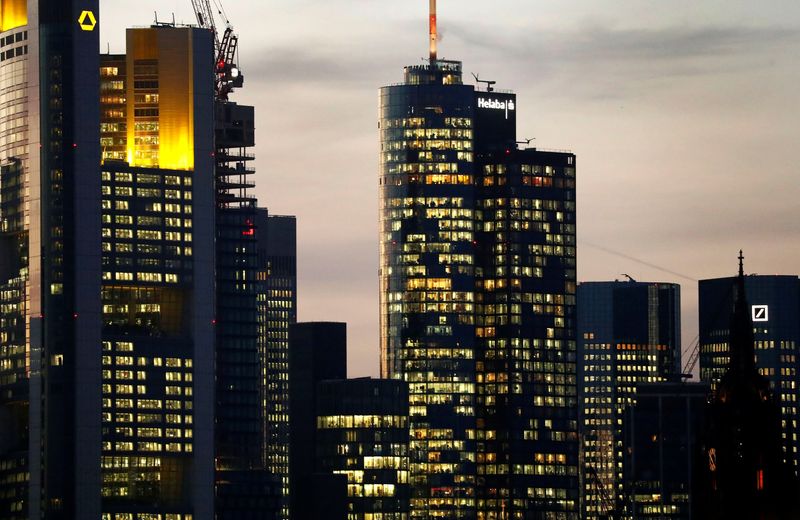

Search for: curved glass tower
xmin=380 ymin=60 xmax=478 ymax=518
xmin=380 ymin=4 xmax=579 ymax=518
xmin=380 ymin=16 xmax=580 ymax=518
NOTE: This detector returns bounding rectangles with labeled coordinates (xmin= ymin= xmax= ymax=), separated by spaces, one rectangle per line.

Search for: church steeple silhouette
xmin=695 ymin=252 xmax=798 ymax=519
xmin=720 ymin=250 xmax=762 ymax=394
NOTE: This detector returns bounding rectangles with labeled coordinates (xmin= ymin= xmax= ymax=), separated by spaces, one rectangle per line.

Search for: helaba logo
xmin=477 ymin=97 xmax=515 ymax=119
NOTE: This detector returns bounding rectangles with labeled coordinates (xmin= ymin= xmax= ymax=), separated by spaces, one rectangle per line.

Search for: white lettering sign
xmin=752 ymin=305 xmax=769 ymax=322
xmin=477 ymin=97 xmax=516 ymax=119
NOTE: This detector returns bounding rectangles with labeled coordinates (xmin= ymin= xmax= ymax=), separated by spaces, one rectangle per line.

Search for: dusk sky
xmin=102 ymin=0 xmax=800 ymax=377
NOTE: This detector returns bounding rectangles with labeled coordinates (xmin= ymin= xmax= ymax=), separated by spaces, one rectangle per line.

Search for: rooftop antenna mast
xmin=472 ymin=73 xmax=496 ymax=92
xmin=429 ymin=0 xmax=437 ymax=62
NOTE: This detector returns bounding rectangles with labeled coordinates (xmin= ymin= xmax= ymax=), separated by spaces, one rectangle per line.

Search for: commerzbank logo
xmin=78 ymin=10 xmax=97 ymax=31
xmin=477 ymin=97 xmax=516 ymax=119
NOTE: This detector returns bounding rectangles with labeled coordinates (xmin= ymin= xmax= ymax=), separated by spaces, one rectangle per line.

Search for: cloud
xmin=240 ymin=18 xmax=800 ymax=105
xmin=448 ymin=19 xmax=800 ymax=63
xmin=195 ymin=4 xmax=800 ymax=376
xmin=443 ymin=21 xmax=800 ymax=101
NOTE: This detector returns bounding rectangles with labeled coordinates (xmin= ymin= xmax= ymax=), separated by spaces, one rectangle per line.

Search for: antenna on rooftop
xmin=429 ymin=0 xmax=437 ymax=62
xmin=472 ymin=73 xmax=497 ymax=92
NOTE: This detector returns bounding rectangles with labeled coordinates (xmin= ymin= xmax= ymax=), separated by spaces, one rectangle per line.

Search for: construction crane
xmin=681 ymin=281 xmax=738 ymax=378
xmin=190 ymin=0 xmax=243 ymax=100
xmin=586 ymin=464 xmax=616 ymax=520
xmin=681 ymin=335 xmax=701 ymax=376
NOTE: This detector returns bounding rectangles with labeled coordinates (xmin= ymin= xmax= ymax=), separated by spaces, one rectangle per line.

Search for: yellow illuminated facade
xmin=123 ymin=28 xmax=194 ymax=171
xmin=0 ymin=0 xmax=26 ymax=33
xmin=97 ymin=25 xmax=213 ymax=518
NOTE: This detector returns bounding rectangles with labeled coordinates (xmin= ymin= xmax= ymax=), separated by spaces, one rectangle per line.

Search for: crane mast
xmin=188 ymin=0 xmax=253 ymax=208
xmin=190 ymin=0 xmax=242 ymax=100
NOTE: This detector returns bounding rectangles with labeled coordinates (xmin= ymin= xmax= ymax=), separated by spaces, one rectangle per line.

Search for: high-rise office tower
xmin=379 ymin=55 xmax=478 ymax=519
xmin=622 ymin=381 xmax=708 ymax=519
xmin=379 ymin=3 xmax=578 ymax=517
xmin=257 ymin=209 xmax=297 ymax=519
xmin=699 ymin=273 xmax=800 ymax=475
xmin=289 ymin=322 xmax=348 ymax=520
xmin=475 ymin=137 xmax=578 ymax=520
xmin=0 ymin=1 xmax=102 ymax=518
xmin=695 ymin=257 xmax=798 ymax=518
xmin=577 ymin=281 xmax=681 ymax=519
xmin=99 ymin=25 xmax=215 ymax=519
xmin=213 ymin=85 xmax=283 ymax=520
xmin=316 ymin=378 xmax=410 ymax=520
xmin=214 ymin=101 xmax=260 ymax=477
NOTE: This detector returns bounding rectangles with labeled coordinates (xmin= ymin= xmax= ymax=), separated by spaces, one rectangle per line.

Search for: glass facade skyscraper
xmin=475 ymin=145 xmax=578 ymax=520
xmin=699 ymin=274 xmax=800 ymax=476
xmin=0 ymin=4 xmax=297 ymax=518
xmin=380 ymin=59 xmax=478 ymax=518
xmin=577 ymin=281 xmax=681 ymax=519
xmin=695 ymin=263 xmax=799 ymax=518
xmin=380 ymin=53 xmax=578 ymax=517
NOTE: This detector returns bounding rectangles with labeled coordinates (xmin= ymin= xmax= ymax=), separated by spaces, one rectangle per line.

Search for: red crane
xmin=190 ymin=0 xmax=242 ymax=100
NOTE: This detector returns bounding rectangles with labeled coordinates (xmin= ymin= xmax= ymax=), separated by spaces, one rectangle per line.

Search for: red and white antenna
xmin=429 ymin=0 xmax=437 ymax=62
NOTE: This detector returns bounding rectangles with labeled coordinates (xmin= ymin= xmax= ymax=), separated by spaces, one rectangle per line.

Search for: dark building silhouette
xmin=695 ymin=254 xmax=798 ymax=519
xmin=622 ymin=381 xmax=708 ymax=519
xmin=214 ymin=98 xmax=276 ymax=520
xmin=257 ymin=210 xmax=298 ymax=519
xmin=0 ymin=1 xmax=103 ymax=517
xmin=699 ymin=273 xmax=800 ymax=475
xmin=577 ymin=281 xmax=681 ymax=519
xmin=316 ymin=378 xmax=410 ymax=520
xmin=289 ymin=322 xmax=348 ymax=520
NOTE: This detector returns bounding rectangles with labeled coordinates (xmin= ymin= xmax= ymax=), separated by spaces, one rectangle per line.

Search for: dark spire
xmin=730 ymin=250 xmax=755 ymax=374
xmin=738 ymin=249 xmax=744 ymax=277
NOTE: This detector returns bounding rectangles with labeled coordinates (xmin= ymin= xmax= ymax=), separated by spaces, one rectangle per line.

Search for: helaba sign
xmin=477 ymin=97 xmax=516 ymax=119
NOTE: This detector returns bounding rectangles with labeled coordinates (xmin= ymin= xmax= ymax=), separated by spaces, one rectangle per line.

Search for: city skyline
xmin=100 ymin=0 xmax=800 ymax=377
xmin=0 ymin=1 xmax=797 ymax=519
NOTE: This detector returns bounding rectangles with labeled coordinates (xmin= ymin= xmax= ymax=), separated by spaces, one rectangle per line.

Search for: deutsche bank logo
xmin=752 ymin=305 xmax=769 ymax=322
